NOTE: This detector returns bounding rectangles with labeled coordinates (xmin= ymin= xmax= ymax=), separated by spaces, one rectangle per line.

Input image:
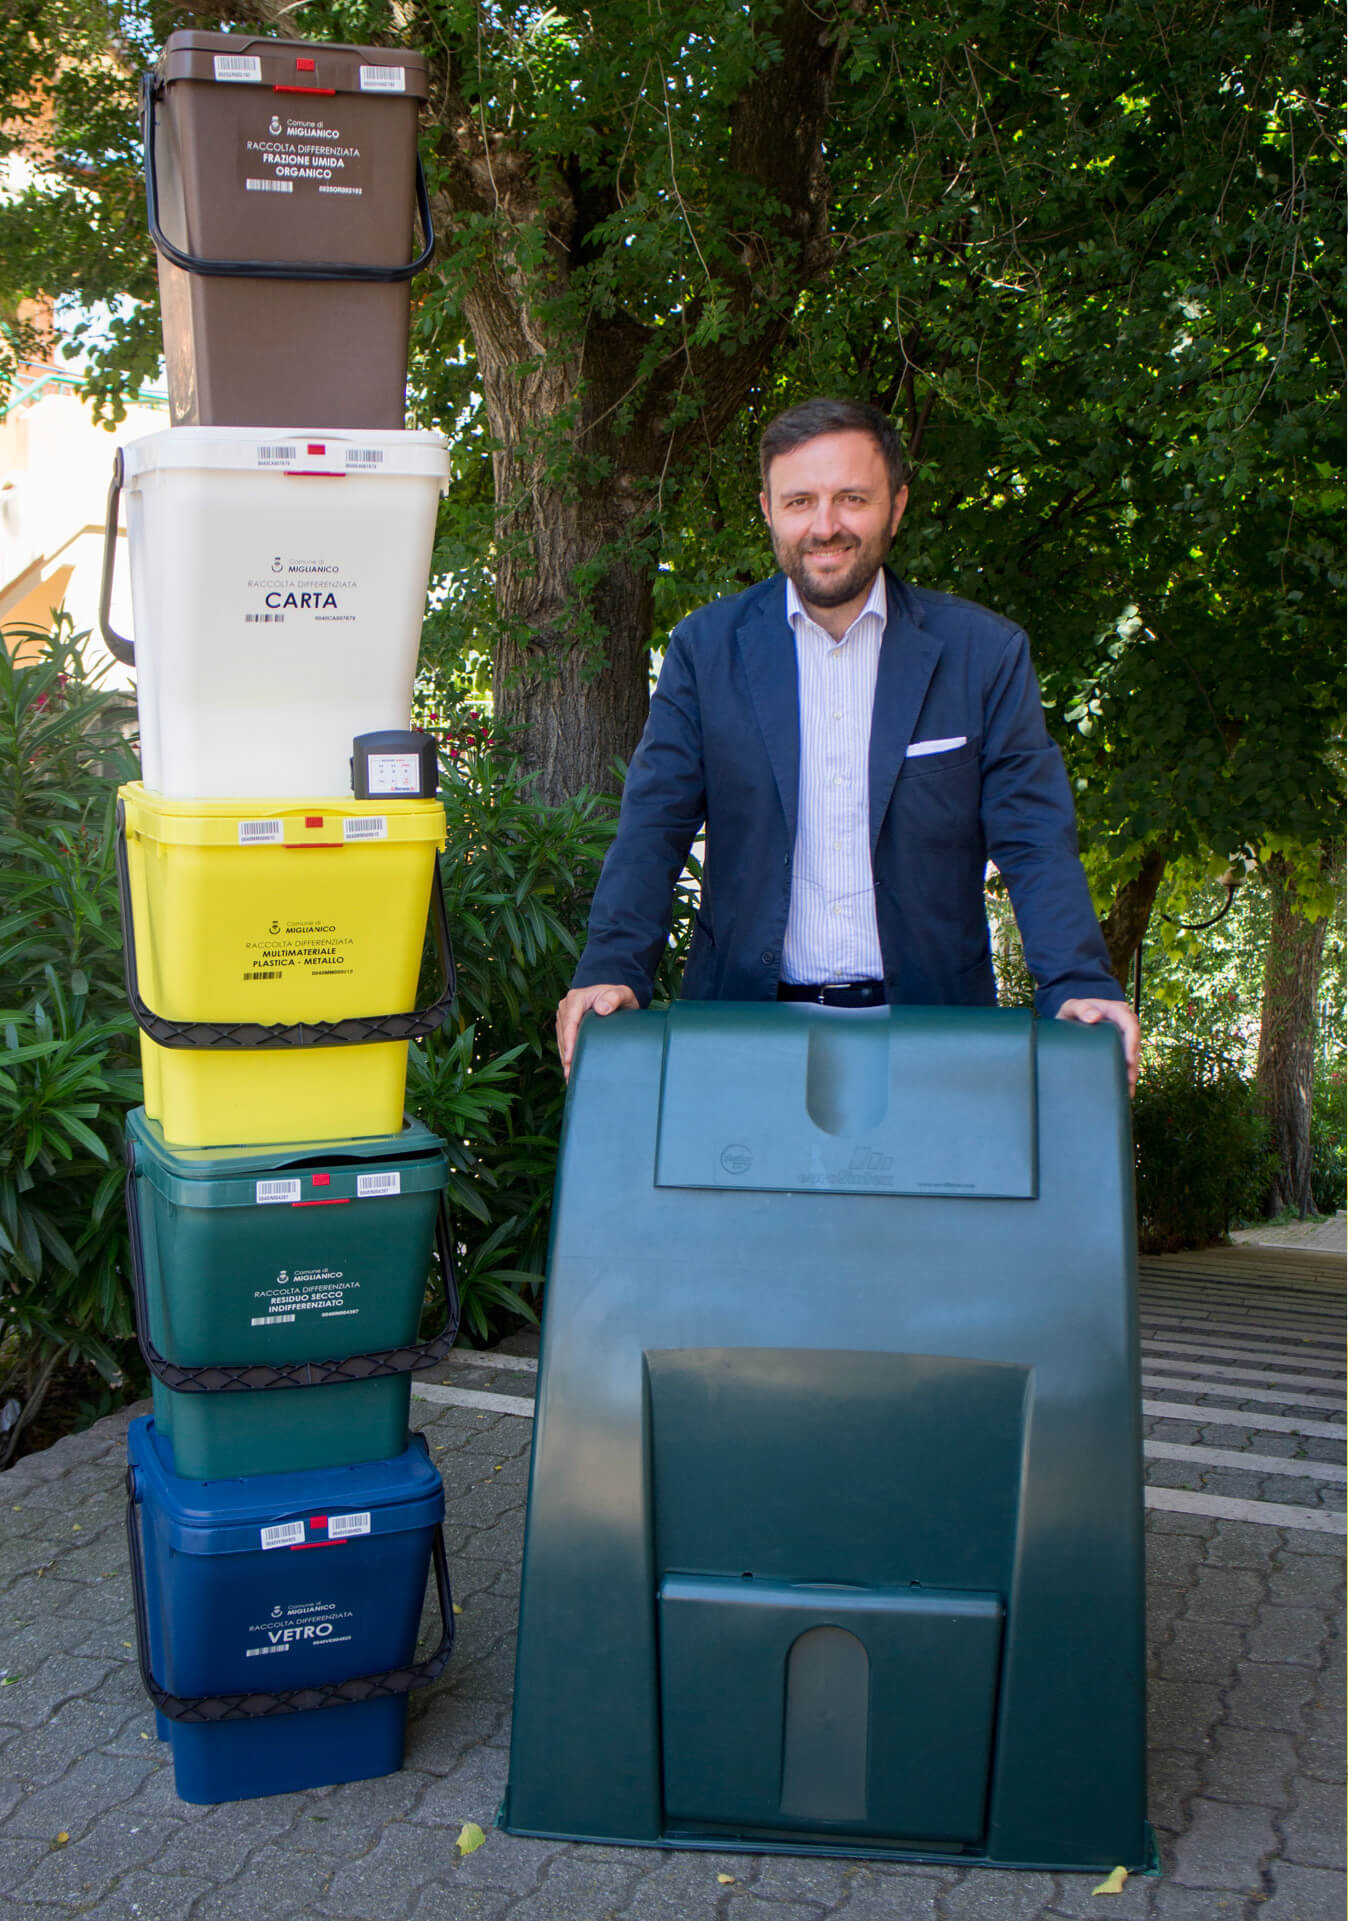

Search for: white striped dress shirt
xmin=780 ymin=572 xmax=886 ymax=984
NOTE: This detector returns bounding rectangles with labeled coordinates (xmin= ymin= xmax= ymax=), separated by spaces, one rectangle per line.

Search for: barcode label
xmin=251 ymin=1312 xmax=296 ymax=1326
xmin=260 ymin=1521 xmax=306 ymax=1550
xmin=356 ymin=1171 xmax=401 ymax=1198
xmin=246 ymin=1645 xmax=289 ymax=1656
xmin=238 ymin=819 xmax=284 ymax=844
xmin=244 ymin=613 xmax=285 ymax=623
xmin=343 ymin=816 xmax=387 ymax=841
xmin=358 ymin=64 xmax=405 ymax=92
xmin=256 ymin=1179 xmax=301 ymax=1205
xmin=246 ymin=178 xmax=293 ymax=193
xmin=214 ymin=54 xmax=262 ymax=83
xmin=244 ymin=971 xmax=283 ymax=981
xmin=345 ymin=447 xmax=383 ymax=466
xmin=257 ymin=444 xmax=297 ymax=464
xmin=328 ymin=1510 xmax=372 ymax=1538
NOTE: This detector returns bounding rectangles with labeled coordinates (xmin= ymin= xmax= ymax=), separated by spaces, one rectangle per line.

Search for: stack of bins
xmin=110 ymin=28 xmax=460 ymax=1805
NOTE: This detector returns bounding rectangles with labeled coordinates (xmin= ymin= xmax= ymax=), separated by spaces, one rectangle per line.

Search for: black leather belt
xmin=777 ymin=980 xmax=886 ymax=1008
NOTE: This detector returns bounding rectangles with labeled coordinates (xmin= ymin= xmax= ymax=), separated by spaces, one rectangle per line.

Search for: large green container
xmin=503 ymin=1005 xmax=1151 ymax=1874
xmin=126 ymin=1108 xmax=450 ymax=1478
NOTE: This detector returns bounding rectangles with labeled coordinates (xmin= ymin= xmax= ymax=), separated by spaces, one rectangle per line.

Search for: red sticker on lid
xmin=311 ymin=1172 xmax=330 ymax=1186
xmin=307 ymin=443 xmax=326 ymax=455
xmin=309 ymin=1515 xmax=328 ymax=1528
xmin=305 ymin=816 xmax=323 ymax=828
xmin=296 ymin=57 xmax=315 ymax=70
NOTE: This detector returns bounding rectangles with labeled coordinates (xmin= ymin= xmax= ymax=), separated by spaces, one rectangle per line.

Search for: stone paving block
xmin=1154 ymin=1620 xmax=1243 ymax=1685
xmin=1167 ymin=1796 xmax=1276 ymax=1890
xmin=1149 ymin=1885 xmax=1248 ymax=1918
xmin=0 ymin=1654 xmax=117 ymax=1730
xmin=1145 ymin=1534 xmax=1204 ymax=1586
xmin=1281 ymin=1522 xmax=1346 ymax=1555
xmin=146 ymin=1792 xmax=310 ymax=1877
xmin=827 ymin=1868 xmax=949 ymax=1921
xmin=1267 ymin=1553 xmax=1346 ymax=1607
xmin=405 ymin=1886 xmax=515 ymax=1921
xmin=1246 ymin=1606 xmax=1327 ymax=1666
xmin=722 ymin=1899 xmax=824 ymax=1921
xmin=616 ymin=1853 xmax=757 ymax=1921
xmin=407 ymin=1742 xmax=510 ymax=1829
xmin=1042 ymin=1865 xmax=1154 ymax=1918
xmin=1146 ymin=1747 xmax=1203 ymax=1830
xmin=1223 ymin=1660 xmax=1316 ymax=1732
xmin=1281 ymin=1773 xmax=1347 ymax=1869
xmin=1200 ymin=1726 xmax=1295 ymax=1806
xmin=287 ymin=1769 xmax=432 ymax=1860
xmin=319 ymin=1819 xmax=510 ymax=1914
xmin=1 ymin=1744 xmax=157 ymax=1839
xmin=0 ymin=1834 xmax=48 ymax=1897
xmin=404 ymin=1691 xmax=506 ymax=1774
xmin=1146 ymin=1421 xmax=1203 ymax=1445
xmin=1198 ymin=1468 xmax=1271 ymax=1502
xmin=1183 ymin=1567 xmax=1264 ymax=1626
xmin=742 ymin=1851 xmax=855 ymax=1906
xmin=3 ymin=1607 xmax=129 ymax=1671
xmin=1147 ymin=1510 xmax=1214 ymax=1539
xmin=1202 ymin=1521 xmax=1279 ymax=1567
xmin=939 ymin=1869 xmax=1059 ymax=1918
xmin=504 ymin=1850 xmax=649 ymax=1921
xmin=188 ymin=1841 xmax=334 ymax=1919
xmin=88 ymin=1868 xmax=217 ymax=1921
xmin=1297 ymin=1736 xmax=1346 ymax=1784
xmin=1260 ymin=1476 xmax=1338 ymax=1510
xmin=1146 ymin=1679 xmax=1223 ymax=1751
xmin=1257 ymin=1861 xmax=1348 ymax=1920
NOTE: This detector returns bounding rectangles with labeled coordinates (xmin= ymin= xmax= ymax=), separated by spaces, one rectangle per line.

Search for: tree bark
xmin=1255 ymin=850 xmax=1331 ymax=1216
xmin=423 ymin=2 xmax=847 ymax=803
xmin=1098 ymin=844 xmax=1169 ymax=989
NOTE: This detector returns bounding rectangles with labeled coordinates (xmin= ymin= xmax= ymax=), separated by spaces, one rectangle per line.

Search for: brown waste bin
xmin=145 ymin=32 xmax=433 ymax=429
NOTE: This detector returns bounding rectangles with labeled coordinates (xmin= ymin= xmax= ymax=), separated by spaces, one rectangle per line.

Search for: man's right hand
xmin=556 ymin=984 xmax=640 ymax=1080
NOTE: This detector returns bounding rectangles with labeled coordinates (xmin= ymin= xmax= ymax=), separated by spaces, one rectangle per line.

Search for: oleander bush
xmin=1131 ymin=1041 xmax=1275 ymax=1253
xmin=0 ymin=625 xmax=142 ymax=1463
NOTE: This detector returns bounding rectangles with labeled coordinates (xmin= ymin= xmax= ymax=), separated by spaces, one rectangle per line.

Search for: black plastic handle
xmin=99 ymin=449 xmax=135 ymax=666
xmin=125 ymin=1164 xmax=461 ymax=1392
xmin=115 ymin=798 xmax=457 ymax=1049
xmin=126 ymin=1485 xmax=454 ymax=1722
xmin=142 ymin=73 xmax=435 ymax=283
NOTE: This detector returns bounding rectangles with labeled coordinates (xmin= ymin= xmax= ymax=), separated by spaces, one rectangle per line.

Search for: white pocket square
xmin=906 ymin=735 xmax=967 ymax=757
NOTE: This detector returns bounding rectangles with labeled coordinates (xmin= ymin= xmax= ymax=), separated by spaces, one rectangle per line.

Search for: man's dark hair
xmin=759 ymin=397 xmax=910 ymax=496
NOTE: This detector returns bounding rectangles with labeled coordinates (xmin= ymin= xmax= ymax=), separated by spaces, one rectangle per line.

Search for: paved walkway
xmin=1 ymin=1247 xmax=1342 ymax=1921
xmin=1229 ymin=1213 xmax=1347 ymax=1255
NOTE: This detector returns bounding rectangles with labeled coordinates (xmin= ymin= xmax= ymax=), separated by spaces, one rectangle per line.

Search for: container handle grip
xmin=98 ymin=450 xmax=136 ymax=666
xmin=126 ymin=1484 xmax=455 ymax=1723
xmin=142 ymin=73 xmax=436 ymax=284
xmin=125 ymin=1168 xmax=462 ymax=1392
xmin=115 ymin=798 xmax=458 ymax=1049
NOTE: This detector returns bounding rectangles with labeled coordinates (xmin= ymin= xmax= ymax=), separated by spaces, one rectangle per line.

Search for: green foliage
xmin=1131 ymin=1042 xmax=1274 ymax=1253
xmin=1309 ymin=1062 xmax=1346 ymax=1216
xmin=405 ymin=715 xmax=695 ymax=1339
xmin=0 ymin=626 xmax=143 ymax=1461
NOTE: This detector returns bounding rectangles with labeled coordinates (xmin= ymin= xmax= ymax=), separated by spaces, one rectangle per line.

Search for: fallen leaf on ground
xmin=1091 ymin=1866 xmax=1129 ymax=1896
xmin=54 ymin=1834 xmax=68 ymax=1847
xmin=717 ymin=1873 xmax=735 ymax=1885
xmin=456 ymin=1821 xmax=486 ymax=1856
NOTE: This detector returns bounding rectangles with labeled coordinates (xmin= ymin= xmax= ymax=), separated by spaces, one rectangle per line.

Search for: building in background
xmin=0 ymin=359 xmax=167 ymax=679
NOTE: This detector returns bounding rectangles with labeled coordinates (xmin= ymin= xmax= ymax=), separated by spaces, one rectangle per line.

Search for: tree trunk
xmin=425 ymin=2 xmax=846 ymax=803
xmin=1098 ymin=844 xmax=1169 ymax=989
xmin=1255 ymin=850 xmax=1331 ymax=1216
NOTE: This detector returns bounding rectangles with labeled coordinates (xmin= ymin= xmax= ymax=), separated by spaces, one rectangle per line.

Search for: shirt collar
xmin=785 ymin=568 xmax=887 ymax=643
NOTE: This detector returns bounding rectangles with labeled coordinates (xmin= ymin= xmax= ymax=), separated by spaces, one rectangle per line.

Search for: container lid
xmin=119 ymin=426 xmax=449 ymax=486
xmin=157 ymin=30 xmax=429 ymax=103
xmin=118 ymin=783 xmax=446 ymax=851
xmin=128 ymin=1416 xmax=444 ymax=1554
xmin=126 ymin=1106 xmax=449 ymax=1207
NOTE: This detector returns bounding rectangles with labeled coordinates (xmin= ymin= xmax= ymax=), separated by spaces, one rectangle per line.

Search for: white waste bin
xmin=100 ymin=426 xmax=449 ymax=798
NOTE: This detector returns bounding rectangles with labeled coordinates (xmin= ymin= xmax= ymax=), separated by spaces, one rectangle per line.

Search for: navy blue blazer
xmin=573 ymin=569 xmax=1122 ymax=1017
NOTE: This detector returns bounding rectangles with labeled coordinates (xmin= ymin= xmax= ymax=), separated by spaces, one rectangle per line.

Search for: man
xmin=556 ymin=397 xmax=1139 ymax=1088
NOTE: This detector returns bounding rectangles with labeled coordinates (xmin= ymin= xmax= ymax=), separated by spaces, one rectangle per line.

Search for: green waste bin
xmin=126 ymin=1108 xmax=456 ymax=1478
xmin=502 ymin=1005 xmax=1151 ymax=1873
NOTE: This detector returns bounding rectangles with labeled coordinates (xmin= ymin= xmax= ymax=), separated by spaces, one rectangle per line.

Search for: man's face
xmin=760 ymin=430 xmax=907 ymax=612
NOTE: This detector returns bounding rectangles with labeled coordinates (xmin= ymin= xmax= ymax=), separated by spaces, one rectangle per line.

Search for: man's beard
xmin=772 ymin=532 xmax=889 ymax=609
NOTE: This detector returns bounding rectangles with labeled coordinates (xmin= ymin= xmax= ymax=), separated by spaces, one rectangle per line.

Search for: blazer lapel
xmin=869 ymin=575 xmax=942 ymax=852
xmin=738 ymin=582 xmax=801 ymax=843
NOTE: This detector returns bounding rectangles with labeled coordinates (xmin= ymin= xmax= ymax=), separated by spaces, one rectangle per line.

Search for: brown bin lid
xmin=157 ymin=30 xmax=428 ymax=103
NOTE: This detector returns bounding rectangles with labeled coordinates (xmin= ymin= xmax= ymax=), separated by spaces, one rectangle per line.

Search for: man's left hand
xmin=1056 ymin=998 xmax=1141 ymax=1097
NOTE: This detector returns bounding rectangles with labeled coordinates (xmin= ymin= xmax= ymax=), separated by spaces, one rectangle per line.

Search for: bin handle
xmin=126 ymin=1482 xmax=455 ymax=1723
xmin=98 ymin=449 xmax=136 ymax=666
xmin=142 ymin=73 xmax=436 ymax=284
xmin=115 ymin=798 xmax=458 ymax=1049
xmin=125 ymin=1165 xmax=461 ymax=1392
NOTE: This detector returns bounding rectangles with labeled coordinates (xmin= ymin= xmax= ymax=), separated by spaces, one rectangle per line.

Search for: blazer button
xmin=762 ymin=950 xmax=777 ymax=967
